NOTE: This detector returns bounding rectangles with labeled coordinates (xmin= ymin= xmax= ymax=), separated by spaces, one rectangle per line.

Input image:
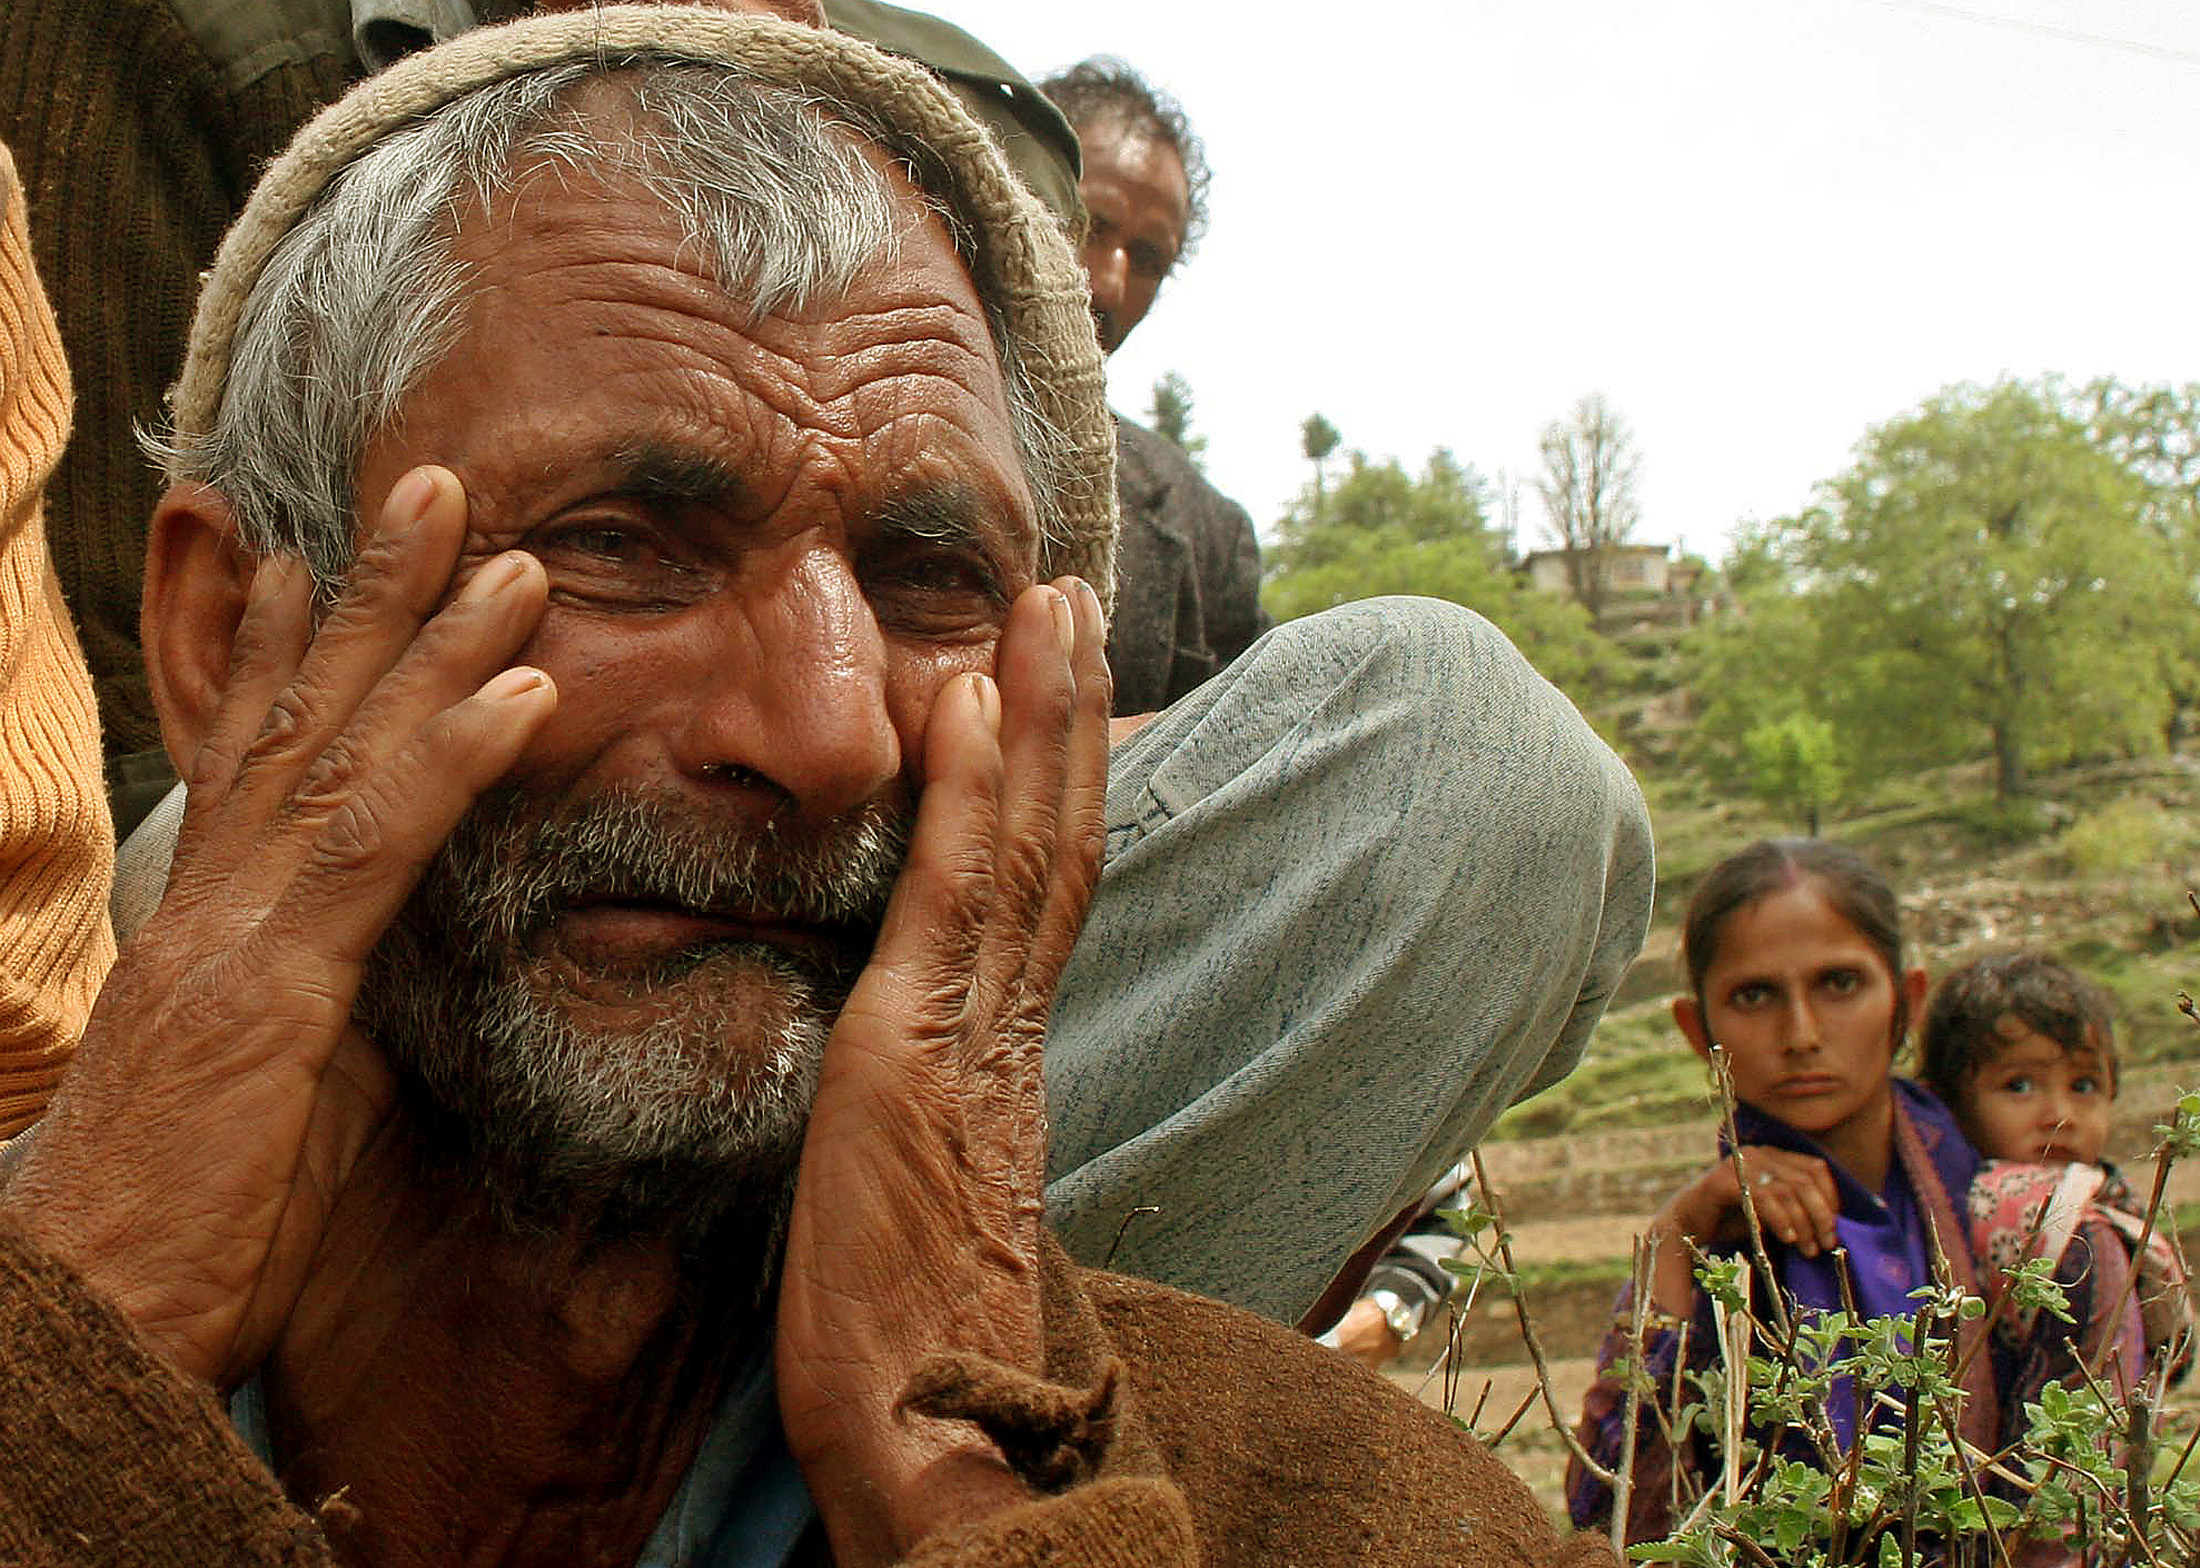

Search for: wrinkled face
xmin=1074 ymin=118 xmax=1189 ymax=354
xmin=1954 ymin=1027 xmax=2113 ymax=1166
xmin=349 ymin=155 xmax=1037 ymax=1227
xmin=1692 ymin=883 xmax=1906 ymax=1167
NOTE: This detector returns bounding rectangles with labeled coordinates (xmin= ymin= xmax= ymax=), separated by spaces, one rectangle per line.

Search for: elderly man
xmin=22 ymin=0 xmax=1651 ymax=1326
xmin=0 ymin=13 xmax=1618 ymax=1563
xmin=1037 ymin=57 xmax=1267 ymax=715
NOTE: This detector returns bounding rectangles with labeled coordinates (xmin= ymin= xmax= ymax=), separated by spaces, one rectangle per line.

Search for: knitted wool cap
xmin=165 ymin=3 xmax=1117 ymax=603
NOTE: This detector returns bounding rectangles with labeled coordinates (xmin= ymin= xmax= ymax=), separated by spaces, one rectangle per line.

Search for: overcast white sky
xmin=937 ymin=0 xmax=2200 ymax=562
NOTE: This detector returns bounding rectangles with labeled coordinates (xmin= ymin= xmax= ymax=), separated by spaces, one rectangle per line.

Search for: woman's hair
xmin=1918 ymin=951 xmax=2117 ymax=1105
xmin=1680 ymin=839 xmax=1912 ymax=1044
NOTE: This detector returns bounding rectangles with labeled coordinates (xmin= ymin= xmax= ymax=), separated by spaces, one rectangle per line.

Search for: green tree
xmin=1264 ymin=448 xmax=1618 ymax=695
xmin=1697 ymin=379 xmax=2183 ymax=802
xmin=1300 ymin=411 xmax=1341 ymax=523
xmin=1742 ymin=713 xmax=1842 ymax=835
xmin=2068 ymin=377 xmax=2200 ymax=744
xmin=1147 ymin=371 xmax=1207 ymax=466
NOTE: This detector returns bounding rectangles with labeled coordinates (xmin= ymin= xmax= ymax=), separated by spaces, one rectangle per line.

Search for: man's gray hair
xmin=151 ymin=58 xmax=1069 ymax=586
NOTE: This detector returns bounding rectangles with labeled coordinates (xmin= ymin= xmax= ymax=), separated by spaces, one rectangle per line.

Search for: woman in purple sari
xmin=1567 ymin=840 xmax=2003 ymax=1542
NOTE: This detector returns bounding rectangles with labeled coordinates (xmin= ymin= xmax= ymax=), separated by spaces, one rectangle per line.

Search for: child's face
xmin=1957 ymin=1022 xmax=2114 ymax=1165
xmin=1679 ymin=883 xmax=1923 ymax=1174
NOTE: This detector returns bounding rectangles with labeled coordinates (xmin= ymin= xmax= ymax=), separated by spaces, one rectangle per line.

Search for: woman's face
xmin=1676 ymin=882 xmax=1926 ymax=1177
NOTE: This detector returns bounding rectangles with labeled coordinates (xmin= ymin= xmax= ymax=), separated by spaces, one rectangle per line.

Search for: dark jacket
xmin=1106 ymin=416 xmax=1270 ymax=716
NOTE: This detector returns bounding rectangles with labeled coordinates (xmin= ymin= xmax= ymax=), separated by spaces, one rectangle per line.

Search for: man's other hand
xmin=777 ymin=577 xmax=1111 ymax=1567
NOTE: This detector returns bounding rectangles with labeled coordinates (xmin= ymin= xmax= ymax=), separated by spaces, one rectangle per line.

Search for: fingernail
xmin=480 ymin=666 xmax=550 ymax=702
xmin=384 ymin=467 xmax=439 ymax=529
xmin=1048 ymin=588 xmax=1074 ymax=657
xmin=460 ymin=551 xmax=527 ymax=605
xmin=968 ymin=672 xmax=999 ymax=731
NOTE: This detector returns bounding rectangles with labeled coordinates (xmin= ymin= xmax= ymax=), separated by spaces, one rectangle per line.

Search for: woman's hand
xmin=1643 ymin=1144 xmax=1840 ymax=1320
xmin=1659 ymin=1144 xmax=1840 ymax=1257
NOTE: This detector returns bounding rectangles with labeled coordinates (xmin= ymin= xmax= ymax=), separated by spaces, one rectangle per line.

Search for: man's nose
xmin=1782 ymin=994 xmax=1823 ymax=1052
xmin=1083 ymin=241 xmax=1128 ymax=315
xmin=670 ymin=548 xmax=900 ymax=821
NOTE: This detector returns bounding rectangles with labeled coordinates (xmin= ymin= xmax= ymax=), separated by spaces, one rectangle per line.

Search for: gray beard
xmin=355 ymin=784 xmax=907 ymax=1256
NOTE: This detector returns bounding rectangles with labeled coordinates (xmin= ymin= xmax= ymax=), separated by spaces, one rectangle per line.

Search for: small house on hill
xmin=1520 ymin=542 xmax=1691 ymax=599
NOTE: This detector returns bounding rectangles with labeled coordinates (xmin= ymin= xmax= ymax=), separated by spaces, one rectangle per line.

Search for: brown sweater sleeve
xmin=0 ymin=0 xmax=357 ymax=759
xmin=0 ymin=1216 xmax=332 ymax=1565
xmin=895 ymin=1240 xmax=1613 ymax=1567
xmin=0 ymin=144 xmax=114 ymax=1138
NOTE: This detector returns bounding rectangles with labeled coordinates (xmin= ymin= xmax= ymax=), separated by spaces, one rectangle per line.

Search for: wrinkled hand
xmin=0 ymin=469 xmax=553 ymax=1388
xmin=777 ymin=578 xmax=1110 ymax=1566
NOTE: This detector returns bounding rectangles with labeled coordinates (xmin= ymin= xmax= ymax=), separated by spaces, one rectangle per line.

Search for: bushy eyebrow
xmin=589 ymin=444 xmax=1031 ymax=570
xmin=606 ymin=442 xmax=751 ymax=508
xmin=870 ymin=483 xmax=1017 ymax=554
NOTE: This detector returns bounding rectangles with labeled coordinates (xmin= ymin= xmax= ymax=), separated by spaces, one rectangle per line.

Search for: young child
xmin=1921 ymin=952 xmax=2193 ymax=1404
xmin=1568 ymin=840 xmax=2002 ymax=1542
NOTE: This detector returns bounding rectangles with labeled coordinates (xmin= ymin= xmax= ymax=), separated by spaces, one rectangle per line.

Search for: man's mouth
xmin=544 ymin=897 xmax=865 ymax=972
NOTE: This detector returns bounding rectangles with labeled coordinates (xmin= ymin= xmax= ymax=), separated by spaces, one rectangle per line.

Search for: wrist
xmin=810 ymin=1435 xmax=1037 ymax=1567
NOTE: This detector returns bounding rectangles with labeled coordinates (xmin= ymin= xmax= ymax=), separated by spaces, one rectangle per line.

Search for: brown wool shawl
xmin=162 ymin=4 xmax=1118 ymax=606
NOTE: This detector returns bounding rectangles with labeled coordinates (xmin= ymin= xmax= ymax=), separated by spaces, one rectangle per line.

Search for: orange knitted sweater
xmin=0 ymin=145 xmax=115 ymax=1137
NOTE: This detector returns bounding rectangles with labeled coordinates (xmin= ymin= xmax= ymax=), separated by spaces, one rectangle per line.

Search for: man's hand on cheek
xmin=776 ymin=577 xmax=1110 ymax=1567
xmin=0 ymin=467 xmax=555 ymax=1389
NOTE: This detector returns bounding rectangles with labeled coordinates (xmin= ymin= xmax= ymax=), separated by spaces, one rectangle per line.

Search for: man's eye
xmin=2000 ymin=1076 xmax=2033 ymax=1095
xmin=866 ymin=547 xmax=1006 ymax=617
xmin=1821 ymin=968 xmax=1864 ymax=996
xmin=529 ymin=520 xmax=710 ymax=611
xmin=544 ymin=524 xmax=654 ymax=564
xmin=1729 ymin=982 xmax=1775 ymax=1009
xmin=1129 ymin=243 xmax=1171 ymax=280
xmin=2071 ymin=1076 xmax=2101 ymax=1095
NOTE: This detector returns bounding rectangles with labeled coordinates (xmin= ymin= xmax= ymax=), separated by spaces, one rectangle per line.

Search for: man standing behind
xmin=1039 ymin=58 xmax=1268 ymax=715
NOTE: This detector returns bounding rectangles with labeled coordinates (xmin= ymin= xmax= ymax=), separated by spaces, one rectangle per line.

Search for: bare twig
xmin=1611 ymin=1232 xmax=1654 ymax=1557
xmin=1899 ymin=1301 xmax=1930 ymax=1568
xmin=2163 ymin=1401 xmax=2200 ymax=1491
xmin=1666 ymin=1317 xmax=1692 ymax=1526
xmin=1101 ymin=1205 xmax=1161 ymax=1269
xmin=1708 ymin=1045 xmax=1795 ymax=1342
xmin=2085 ymin=1127 xmax=2179 ymax=1383
xmin=1485 ymin=1385 xmax=1538 ymax=1450
xmin=2128 ymin=1390 xmax=2153 ymax=1550
xmin=1468 ymin=1148 xmax=1616 ymax=1482
xmin=1926 ymin=1392 xmax=2014 ymax=1568
xmin=1464 ymin=1376 xmax=1494 ymax=1433
xmin=1711 ymin=1522 xmax=1785 ymax=1568
xmin=1412 ymin=1303 xmax=1463 ymax=1405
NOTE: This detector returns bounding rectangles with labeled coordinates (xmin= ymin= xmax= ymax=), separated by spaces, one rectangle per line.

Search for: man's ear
xmin=141 ymin=482 xmax=258 ymax=777
xmin=1673 ymin=995 xmax=1714 ymax=1064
